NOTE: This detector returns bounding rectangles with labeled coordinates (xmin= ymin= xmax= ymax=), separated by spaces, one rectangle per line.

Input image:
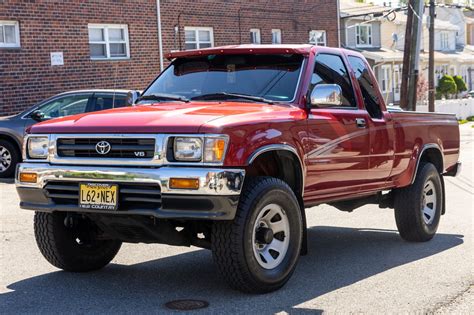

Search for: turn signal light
xmin=19 ymin=172 xmax=38 ymax=183
xmin=169 ymin=178 xmax=199 ymax=190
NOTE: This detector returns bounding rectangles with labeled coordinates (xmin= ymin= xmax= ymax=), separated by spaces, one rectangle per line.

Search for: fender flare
xmin=410 ymin=143 xmax=444 ymax=185
xmin=246 ymin=144 xmax=306 ymax=197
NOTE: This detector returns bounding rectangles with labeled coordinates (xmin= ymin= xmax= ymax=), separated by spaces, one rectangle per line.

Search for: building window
xmin=381 ymin=65 xmax=392 ymax=93
xmin=0 ymin=21 xmax=20 ymax=48
xmin=272 ymin=29 xmax=282 ymax=44
xmin=88 ymin=24 xmax=129 ymax=60
xmin=250 ymin=29 xmax=261 ymax=44
xmin=184 ymin=27 xmax=213 ymax=50
xmin=356 ymin=25 xmax=372 ymax=47
xmin=309 ymin=30 xmax=326 ymax=46
xmin=440 ymin=32 xmax=449 ymax=50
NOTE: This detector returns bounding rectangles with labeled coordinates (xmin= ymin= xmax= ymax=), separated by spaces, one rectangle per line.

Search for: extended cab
xmin=16 ymin=45 xmax=461 ymax=293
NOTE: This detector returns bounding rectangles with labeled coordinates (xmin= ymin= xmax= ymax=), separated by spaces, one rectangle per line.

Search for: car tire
xmin=394 ymin=162 xmax=443 ymax=242
xmin=212 ymin=177 xmax=303 ymax=293
xmin=34 ymin=212 xmax=122 ymax=272
xmin=0 ymin=140 xmax=20 ymax=178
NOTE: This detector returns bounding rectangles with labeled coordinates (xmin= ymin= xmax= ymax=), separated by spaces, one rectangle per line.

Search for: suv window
xmin=36 ymin=94 xmax=91 ymax=119
xmin=92 ymin=94 xmax=128 ymax=111
xmin=348 ymin=56 xmax=383 ymax=119
xmin=311 ymin=53 xmax=356 ymax=107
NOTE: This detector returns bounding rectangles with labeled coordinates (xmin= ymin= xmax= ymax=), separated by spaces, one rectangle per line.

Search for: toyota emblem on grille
xmin=95 ymin=141 xmax=111 ymax=155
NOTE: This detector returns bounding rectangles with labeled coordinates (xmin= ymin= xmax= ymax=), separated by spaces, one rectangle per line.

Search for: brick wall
xmin=0 ymin=0 xmax=338 ymax=116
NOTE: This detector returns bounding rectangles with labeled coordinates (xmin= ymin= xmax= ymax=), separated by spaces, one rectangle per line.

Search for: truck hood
xmin=29 ymin=101 xmax=298 ymax=134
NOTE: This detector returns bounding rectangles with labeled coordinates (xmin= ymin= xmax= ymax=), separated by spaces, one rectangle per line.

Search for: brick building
xmin=0 ymin=0 xmax=339 ymax=116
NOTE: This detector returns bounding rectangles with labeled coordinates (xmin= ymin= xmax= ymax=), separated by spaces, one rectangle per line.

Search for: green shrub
xmin=453 ymin=75 xmax=467 ymax=98
xmin=458 ymin=119 xmax=468 ymax=124
xmin=436 ymin=75 xmax=457 ymax=99
xmin=467 ymin=116 xmax=474 ymax=122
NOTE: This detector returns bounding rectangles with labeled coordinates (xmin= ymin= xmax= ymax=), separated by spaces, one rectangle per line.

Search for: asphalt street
xmin=1 ymin=124 xmax=473 ymax=314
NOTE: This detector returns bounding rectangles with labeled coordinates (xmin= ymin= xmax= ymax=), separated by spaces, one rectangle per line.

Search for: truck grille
xmin=44 ymin=181 xmax=162 ymax=210
xmin=56 ymin=138 xmax=155 ymax=159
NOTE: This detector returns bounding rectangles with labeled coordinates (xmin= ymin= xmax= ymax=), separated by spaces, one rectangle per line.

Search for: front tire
xmin=394 ymin=162 xmax=443 ymax=242
xmin=34 ymin=212 xmax=122 ymax=272
xmin=212 ymin=177 xmax=303 ymax=293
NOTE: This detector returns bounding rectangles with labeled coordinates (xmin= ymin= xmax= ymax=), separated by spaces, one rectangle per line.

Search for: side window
xmin=92 ymin=94 xmax=128 ymax=111
xmin=348 ymin=56 xmax=383 ymax=119
xmin=311 ymin=54 xmax=356 ymax=107
xmin=36 ymin=94 xmax=91 ymax=119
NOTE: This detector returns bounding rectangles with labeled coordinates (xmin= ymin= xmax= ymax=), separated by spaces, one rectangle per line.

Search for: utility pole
xmin=428 ymin=0 xmax=435 ymax=112
xmin=407 ymin=0 xmax=424 ymax=111
xmin=400 ymin=1 xmax=414 ymax=110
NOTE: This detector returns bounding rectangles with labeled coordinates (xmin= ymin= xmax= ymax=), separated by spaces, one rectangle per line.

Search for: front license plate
xmin=79 ymin=183 xmax=118 ymax=210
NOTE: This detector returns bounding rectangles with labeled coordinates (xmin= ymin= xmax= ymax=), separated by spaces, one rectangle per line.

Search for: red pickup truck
xmin=16 ymin=45 xmax=461 ymax=293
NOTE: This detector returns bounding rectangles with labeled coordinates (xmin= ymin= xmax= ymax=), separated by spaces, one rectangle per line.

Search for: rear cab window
xmin=347 ymin=56 xmax=383 ymax=119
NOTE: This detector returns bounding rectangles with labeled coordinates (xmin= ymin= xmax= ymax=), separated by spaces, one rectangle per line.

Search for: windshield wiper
xmin=190 ymin=92 xmax=274 ymax=104
xmin=137 ymin=93 xmax=189 ymax=103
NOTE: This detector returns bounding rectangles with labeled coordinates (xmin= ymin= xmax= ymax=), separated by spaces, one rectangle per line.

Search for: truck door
xmin=305 ymin=53 xmax=370 ymax=199
xmin=347 ymin=56 xmax=395 ymax=187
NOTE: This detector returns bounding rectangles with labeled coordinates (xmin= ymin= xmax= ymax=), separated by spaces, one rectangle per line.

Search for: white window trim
xmin=88 ymin=24 xmax=130 ymax=60
xmin=0 ymin=20 xmax=21 ymax=48
xmin=250 ymin=28 xmax=261 ymax=44
xmin=309 ymin=30 xmax=327 ymax=46
xmin=381 ymin=65 xmax=392 ymax=93
xmin=440 ymin=31 xmax=449 ymax=50
xmin=271 ymin=29 xmax=282 ymax=44
xmin=356 ymin=24 xmax=373 ymax=48
xmin=184 ymin=26 xmax=214 ymax=50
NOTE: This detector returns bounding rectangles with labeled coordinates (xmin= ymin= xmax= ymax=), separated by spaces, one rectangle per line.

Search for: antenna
xmin=112 ymin=62 xmax=119 ymax=108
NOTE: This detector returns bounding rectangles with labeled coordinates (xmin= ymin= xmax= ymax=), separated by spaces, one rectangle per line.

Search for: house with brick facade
xmin=0 ymin=0 xmax=339 ymax=116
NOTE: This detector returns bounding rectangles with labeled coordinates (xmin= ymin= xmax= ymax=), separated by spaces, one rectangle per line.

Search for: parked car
xmin=0 ymin=89 xmax=131 ymax=178
xmin=15 ymin=45 xmax=461 ymax=293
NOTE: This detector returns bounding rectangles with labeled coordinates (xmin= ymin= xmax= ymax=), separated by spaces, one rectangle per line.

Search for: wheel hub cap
xmin=422 ymin=180 xmax=437 ymax=225
xmin=252 ymin=203 xmax=290 ymax=270
xmin=256 ymin=227 xmax=274 ymax=244
xmin=0 ymin=146 xmax=12 ymax=172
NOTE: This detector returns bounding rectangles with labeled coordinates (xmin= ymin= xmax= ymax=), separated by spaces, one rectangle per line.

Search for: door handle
xmin=355 ymin=118 xmax=367 ymax=128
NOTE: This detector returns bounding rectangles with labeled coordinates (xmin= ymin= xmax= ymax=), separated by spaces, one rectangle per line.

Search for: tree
xmin=416 ymin=73 xmax=429 ymax=102
xmin=436 ymin=75 xmax=457 ymax=99
xmin=453 ymin=75 xmax=467 ymax=98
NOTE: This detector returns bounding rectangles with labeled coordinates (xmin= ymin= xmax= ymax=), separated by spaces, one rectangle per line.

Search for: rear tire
xmin=0 ymin=140 xmax=20 ymax=178
xmin=212 ymin=177 xmax=303 ymax=293
xmin=394 ymin=162 xmax=443 ymax=242
xmin=34 ymin=212 xmax=122 ymax=272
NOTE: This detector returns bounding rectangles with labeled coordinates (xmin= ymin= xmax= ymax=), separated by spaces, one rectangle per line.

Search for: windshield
xmin=141 ymin=54 xmax=304 ymax=103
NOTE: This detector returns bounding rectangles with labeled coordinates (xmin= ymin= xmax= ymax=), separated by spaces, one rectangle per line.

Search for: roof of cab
xmin=166 ymin=44 xmax=314 ymax=59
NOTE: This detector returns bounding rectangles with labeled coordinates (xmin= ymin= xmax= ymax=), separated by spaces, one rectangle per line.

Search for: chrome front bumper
xmin=16 ymin=163 xmax=245 ymax=220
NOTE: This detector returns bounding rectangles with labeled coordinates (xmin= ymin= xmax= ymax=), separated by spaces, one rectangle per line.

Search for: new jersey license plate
xmin=79 ymin=183 xmax=118 ymax=210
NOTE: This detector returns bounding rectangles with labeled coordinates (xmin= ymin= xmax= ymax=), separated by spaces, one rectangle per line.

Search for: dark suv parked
xmin=0 ymin=89 xmax=131 ymax=178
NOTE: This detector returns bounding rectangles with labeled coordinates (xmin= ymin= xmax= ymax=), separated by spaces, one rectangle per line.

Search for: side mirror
xmin=127 ymin=90 xmax=141 ymax=106
xmin=310 ymin=84 xmax=343 ymax=108
xmin=30 ymin=110 xmax=45 ymax=122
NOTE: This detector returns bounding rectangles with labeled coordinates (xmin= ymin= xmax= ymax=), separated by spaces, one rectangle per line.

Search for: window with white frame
xmin=309 ymin=30 xmax=327 ymax=46
xmin=184 ymin=27 xmax=213 ymax=50
xmin=88 ymin=24 xmax=129 ymax=60
xmin=356 ymin=24 xmax=372 ymax=47
xmin=381 ymin=65 xmax=392 ymax=93
xmin=0 ymin=21 xmax=20 ymax=48
xmin=250 ymin=29 xmax=261 ymax=44
xmin=272 ymin=29 xmax=282 ymax=44
xmin=440 ymin=32 xmax=449 ymax=50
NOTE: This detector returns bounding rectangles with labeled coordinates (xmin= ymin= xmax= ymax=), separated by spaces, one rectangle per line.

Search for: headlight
xmin=28 ymin=136 xmax=49 ymax=159
xmin=174 ymin=137 xmax=203 ymax=161
xmin=172 ymin=135 xmax=228 ymax=163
